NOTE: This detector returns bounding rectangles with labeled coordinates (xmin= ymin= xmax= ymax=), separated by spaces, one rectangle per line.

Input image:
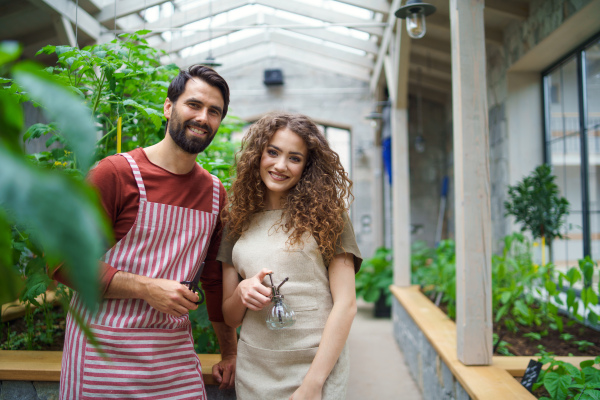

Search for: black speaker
xmin=264 ymin=69 xmax=284 ymax=86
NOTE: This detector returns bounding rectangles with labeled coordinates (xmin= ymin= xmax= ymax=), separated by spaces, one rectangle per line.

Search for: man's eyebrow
xmin=267 ymin=144 xmax=305 ymax=157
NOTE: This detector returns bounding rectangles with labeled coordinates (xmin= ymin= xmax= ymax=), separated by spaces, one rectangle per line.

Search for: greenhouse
xmin=1 ymin=0 xmax=599 ymax=399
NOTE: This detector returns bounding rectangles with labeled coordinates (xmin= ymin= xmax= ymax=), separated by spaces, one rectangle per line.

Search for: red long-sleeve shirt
xmin=51 ymin=148 xmax=226 ymax=322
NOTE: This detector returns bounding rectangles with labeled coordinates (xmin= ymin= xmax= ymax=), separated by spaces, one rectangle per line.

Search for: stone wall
xmin=0 ymin=381 xmax=235 ymax=400
xmin=392 ymin=297 xmax=470 ymax=400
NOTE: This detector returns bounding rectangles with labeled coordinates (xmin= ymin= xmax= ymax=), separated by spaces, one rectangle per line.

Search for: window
xmin=543 ymin=33 xmax=600 ymax=266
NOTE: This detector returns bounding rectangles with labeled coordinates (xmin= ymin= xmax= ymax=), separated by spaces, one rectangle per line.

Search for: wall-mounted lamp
xmin=364 ymin=100 xmax=390 ymax=127
xmin=395 ymin=0 xmax=437 ymax=39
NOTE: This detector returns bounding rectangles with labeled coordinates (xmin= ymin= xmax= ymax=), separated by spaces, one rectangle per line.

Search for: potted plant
xmin=355 ymin=247 xmax=393 ymax=318
xmin=504 ymin=164 xmax=569 ymax=262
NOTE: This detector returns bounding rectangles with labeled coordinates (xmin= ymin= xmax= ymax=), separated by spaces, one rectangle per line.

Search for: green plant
xmin=504 ymin=164 xmax=569 ymax=257
xmin=355 ymin=247 xmax=393 ymax=305
xmin=534 ymin=355 xmax=600 ymax=400
xmin=1 ymin=41 xmax=111 ymax=308
xmin=1 ymin=34 xmax=243 ymax=353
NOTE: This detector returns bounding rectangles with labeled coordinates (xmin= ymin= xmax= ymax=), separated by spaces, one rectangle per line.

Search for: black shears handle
xmin=181 ymin=262 xmax=205 ymax=305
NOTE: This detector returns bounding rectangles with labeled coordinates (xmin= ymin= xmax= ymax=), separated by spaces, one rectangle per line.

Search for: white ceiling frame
xmin=28 ymin=0 xmax=105 ymax=40
xmin=369 ymin=0 xmax=401 ymax=93
xmin=156 ymin=12 xmax=380 ymax=61
xmin=334 ymin=0 xmax=390 ymax=15
xmin=258 ymin=0 xmax=384 ymax=36
xmin=140 ymin=0 xmax=249 ymax=32
xmin=272 ymin=43 xmax=371 ymax=82
xmin=155 ymin=14 xmax=259 ymax=53
xmin=178 ymin=29 xmax=374 ymax=70
xmin=265 ymin=14 xmax=379 ymax=54
xmin=175 ymin=32 xmax=269 ymax=66
xmin=96 ymin=0 xmax=169 ymax=23
xmin=53 ymin=15 xmax=77 ymax=47
xmin=212 ymin=42 xmax=371 ymax=82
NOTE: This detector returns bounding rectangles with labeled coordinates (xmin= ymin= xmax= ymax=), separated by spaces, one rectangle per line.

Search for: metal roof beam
xmin=155 ymin=13 xmax=259 ymax=53
xmin=96 ymin=0 xmax=169 ymax=23
xmin=27 ymin=0 xmax=105 ymax=40
xmin=257 ymin=0 xmax=384 ymax=36
xmin=178 ymin=30 xmax=373 ymax=70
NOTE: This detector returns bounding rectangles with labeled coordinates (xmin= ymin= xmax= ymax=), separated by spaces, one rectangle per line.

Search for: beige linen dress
xmin=217 ymin=210 xmax=361 ymax=400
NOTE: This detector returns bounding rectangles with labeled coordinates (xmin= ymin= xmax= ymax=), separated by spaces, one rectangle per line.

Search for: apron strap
xmin=210 ymin=174 xmax=220 ymax=215
xmin=119 ymin=152 xmax=148 ymax=202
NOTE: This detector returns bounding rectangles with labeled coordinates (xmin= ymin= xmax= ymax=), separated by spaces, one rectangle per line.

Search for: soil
xmin=495 ymin=319 xmax=600 ymax=357
xmin=435 ymin=302 xmax=600 ymax=357
xmin=1 ymin=305 xmax=66 ymax=351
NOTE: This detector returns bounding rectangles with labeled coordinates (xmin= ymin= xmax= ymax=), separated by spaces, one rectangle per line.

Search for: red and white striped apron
xmin=60 ymin=153 xmax=220 ymax=400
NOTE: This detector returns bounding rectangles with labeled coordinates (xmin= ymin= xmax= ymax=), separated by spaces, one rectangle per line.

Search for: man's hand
xmin=143 ymin=278 xmax=199 ymax=317
xmin=212 ymin=355 xmax=236 ymax=390
xmin=104 ymin=272 xmax=199 ymax=317
xmin=237 ymin=268 xmax=273 ymax=311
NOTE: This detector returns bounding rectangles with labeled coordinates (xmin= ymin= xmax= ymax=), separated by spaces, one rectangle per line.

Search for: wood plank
xmin=0 ymin=350 xmax=223 ymax=385
xmin=369 ymin=0 xmax=401 ymax=93
xmin=450 ymin=0 xmax=493 ymax=366
xmin=391 ymin=286 xmax=536 ymax=399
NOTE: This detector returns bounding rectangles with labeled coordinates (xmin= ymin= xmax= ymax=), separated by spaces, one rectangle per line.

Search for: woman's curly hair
xmin=223 ymin=112 xmax=353 ymax=265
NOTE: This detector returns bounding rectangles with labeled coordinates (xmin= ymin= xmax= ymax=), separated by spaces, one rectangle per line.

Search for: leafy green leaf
xmin=0 ymin=145 xmax=111 ymax=309
xmin=12 ymin=62 xmax=97 ymax=172
xmin=0 ymin=41 xmax=21 ymax=66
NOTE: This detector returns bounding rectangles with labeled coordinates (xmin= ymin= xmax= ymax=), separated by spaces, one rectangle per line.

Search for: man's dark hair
xmin=167 ymin=65 xmax=230 ymax=120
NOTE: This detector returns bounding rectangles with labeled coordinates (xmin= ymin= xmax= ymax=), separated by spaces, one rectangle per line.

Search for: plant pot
xmin=374 ymin=290 xmax=391 ymax=318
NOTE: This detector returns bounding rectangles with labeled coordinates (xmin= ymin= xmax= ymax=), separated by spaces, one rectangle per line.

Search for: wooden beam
xmin=52 ymin=15 xmax=77 ymax=47
xmin=485 ymin=0 xmax=529 ymax=21
xmin=28 ymin=0 xmax=105 ymax=40
xmin=388 ymin=13 xmax=412 ymax=287
xmin=333 ymin=0 xmax=390 ymax=15
xmin=408 ymin=83 xmax=451 ymax=103
xmin=450 ymin=0 xmax=492 ymax=366
xmin=409 ymin=74 xmax=452 ymax=92
xmin=410 ymin=53 xmax=452 ymax=80
xmin=370 ymin=0 xmax=401 ymax=93
xmin=427 ymin=13 xmax=503 ymax=47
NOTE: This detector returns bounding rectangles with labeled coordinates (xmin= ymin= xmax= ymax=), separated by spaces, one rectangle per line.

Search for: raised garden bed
xmin=391 ymin=285 xmax=598 ymax=400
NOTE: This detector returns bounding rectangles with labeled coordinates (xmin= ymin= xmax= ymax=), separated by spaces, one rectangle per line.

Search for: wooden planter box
xmin=391 ymin=285 xmax=596 ymax=400
xmin=0 ymin=351 xmax=235 ymax=399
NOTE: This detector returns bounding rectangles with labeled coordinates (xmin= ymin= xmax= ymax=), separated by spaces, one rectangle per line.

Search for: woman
xmin=218 ymin=112 xmax=362 ymax=399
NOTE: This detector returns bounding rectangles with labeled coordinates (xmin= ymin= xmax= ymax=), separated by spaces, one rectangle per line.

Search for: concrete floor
xmin=347 ymin=300 xmax=423 ymax=400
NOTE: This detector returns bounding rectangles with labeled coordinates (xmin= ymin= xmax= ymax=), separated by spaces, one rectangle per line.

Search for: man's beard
xmin=168 ymin=108 xmax=216 ymax=154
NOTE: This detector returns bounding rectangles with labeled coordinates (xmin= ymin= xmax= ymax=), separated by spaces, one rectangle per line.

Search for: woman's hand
xmin=237 ymin=268 xmax=273 ymax=311
xmin=289 ymin=381 xmax=322 ymax=400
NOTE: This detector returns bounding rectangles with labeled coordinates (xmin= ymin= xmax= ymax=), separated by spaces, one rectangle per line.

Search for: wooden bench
xmin=0 ymin=351 xmax=223 ymax=385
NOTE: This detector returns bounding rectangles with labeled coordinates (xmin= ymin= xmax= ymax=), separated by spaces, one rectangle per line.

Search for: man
xmin=52 ymin=65 xmax=237 ymax=400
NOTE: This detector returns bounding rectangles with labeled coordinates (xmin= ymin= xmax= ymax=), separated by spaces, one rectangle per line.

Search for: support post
xmin=450 ymin=0 xmax=492 ymax=365
xmin=388 ymin=20 xmax=411 ymax=286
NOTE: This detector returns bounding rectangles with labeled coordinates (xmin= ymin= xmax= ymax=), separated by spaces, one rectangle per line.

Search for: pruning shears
xmin=181 ymin=262 xmax=205 ymax=305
